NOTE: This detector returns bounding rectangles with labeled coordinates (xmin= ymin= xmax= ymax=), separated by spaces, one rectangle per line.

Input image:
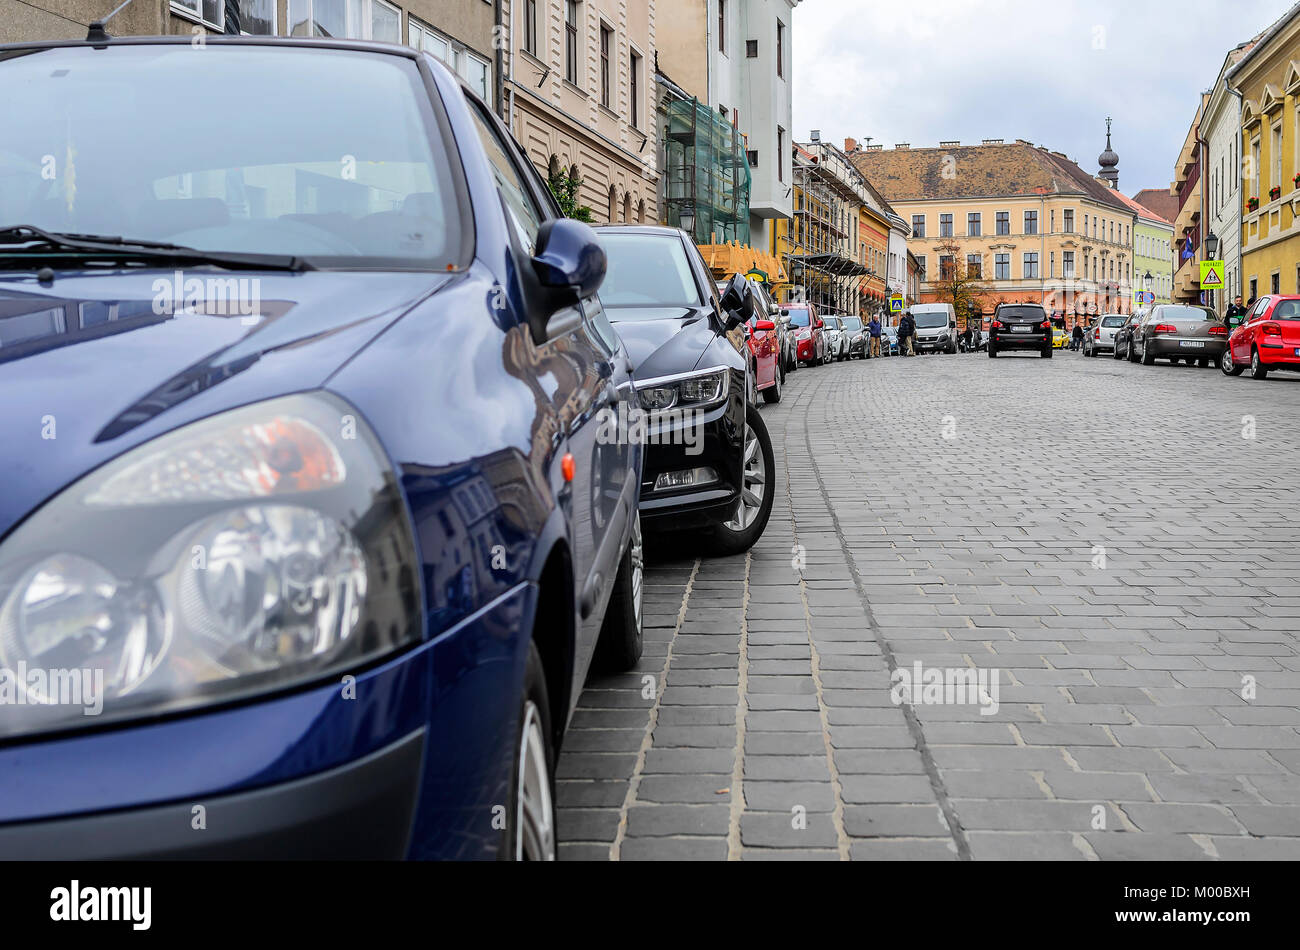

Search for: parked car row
xmin=0 ymin=36 xmax=780 ymax=862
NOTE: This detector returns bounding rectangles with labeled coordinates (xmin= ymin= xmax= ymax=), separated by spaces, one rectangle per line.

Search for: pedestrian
xmin=1071 ymin=322 xmax=1084 ymax=351
xmin=868 ymin=313 xmax=882 ymax=358
xmin=898 ymin=310 xmax=916 ymax=356
xmin=1225 ymin=294 xmax=1248 ymax=331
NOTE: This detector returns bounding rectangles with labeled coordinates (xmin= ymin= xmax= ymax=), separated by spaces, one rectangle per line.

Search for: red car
xmin=786 ymin=303 xmax=826 ymax=366
xmin=1222 ymin=294 xmax=1300 ymax=378
xmin=746 ymin=314 xmax=782 ymax=404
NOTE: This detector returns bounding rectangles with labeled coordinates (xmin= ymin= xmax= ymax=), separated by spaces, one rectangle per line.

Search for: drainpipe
xmin=493 ymin=0 xmax=504 ymax=119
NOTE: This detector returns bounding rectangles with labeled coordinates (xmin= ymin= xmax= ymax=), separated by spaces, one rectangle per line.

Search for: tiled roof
xmin=847 ymin=141 xmax=1131 ymax=213
xmin=1110 ymin=188 xmax=1172 ymax=225
xmin=1132 ymin=188 xmax=1179 ymax=223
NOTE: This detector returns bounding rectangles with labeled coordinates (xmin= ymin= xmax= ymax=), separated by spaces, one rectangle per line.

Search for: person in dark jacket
xmin=868 ymin=315 xmax=882 ymax=358
xmin=1225 ymin=295 xmax=1248 ymax=330
xmin=898 ymin=311 xmax=916 ymax=356
xmin=1071 ymin=323 xmax=1085 ymax=350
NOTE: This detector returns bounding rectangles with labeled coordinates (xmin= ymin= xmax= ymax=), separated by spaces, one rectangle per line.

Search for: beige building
xmin=504 ymin=0 xmax=657 ymax=224
xmin=850 ymin=139 xmax=1138 ymax=321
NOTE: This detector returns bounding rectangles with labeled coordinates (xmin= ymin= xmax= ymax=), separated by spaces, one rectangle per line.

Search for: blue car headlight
xmin=0 ymin=392 xmax=420 ymax=741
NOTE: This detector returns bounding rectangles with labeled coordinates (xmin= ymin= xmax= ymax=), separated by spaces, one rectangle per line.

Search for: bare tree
xmin=931 ymin=240 xmax=992 ymax=328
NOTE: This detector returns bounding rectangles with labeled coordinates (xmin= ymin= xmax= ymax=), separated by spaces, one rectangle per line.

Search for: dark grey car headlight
xmin=0 ymin=393 xmax=420 ymax=741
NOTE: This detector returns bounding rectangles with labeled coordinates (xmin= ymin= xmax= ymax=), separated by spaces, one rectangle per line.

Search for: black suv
xmin=989 ymin=303 xmax=1052 ymax=358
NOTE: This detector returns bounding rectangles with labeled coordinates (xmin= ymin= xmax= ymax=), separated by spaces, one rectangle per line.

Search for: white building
xmin=1205 ymin=38 xmax=1259 ymax=307
xmin=707 ymin=0 xmax=799 ymax=251
xmin=885 ymin=214 xmax=910 ymax=302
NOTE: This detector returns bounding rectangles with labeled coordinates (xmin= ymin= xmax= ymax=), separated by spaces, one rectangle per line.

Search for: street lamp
xmin=1204 ymin=230 xmax=1220 ymax=260
xmin=679 ymin=203 xmax=696 ymax=242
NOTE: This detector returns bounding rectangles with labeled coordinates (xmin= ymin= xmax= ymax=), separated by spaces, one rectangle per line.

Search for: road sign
xmin=889 ymin=295 xmax=904 ymax=313
xmin=1134 ymin=290 xmax=1154 ymax=305
xmin=1200 ymin=260 xmax=1225 ymax=289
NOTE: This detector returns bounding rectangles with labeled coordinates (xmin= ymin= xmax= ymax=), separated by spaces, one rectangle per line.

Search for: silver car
xmin=823 ymin=316 xmax=846 ymax=363
xmin=1083 ymin=313 xmax=1128 ymax=357
xmin=1130 ymin=304 xmax=1228 ymax=367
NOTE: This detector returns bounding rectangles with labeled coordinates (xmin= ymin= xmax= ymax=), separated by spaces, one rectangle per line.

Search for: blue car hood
xmin=0 ymin=268 xmax=450 ymax=538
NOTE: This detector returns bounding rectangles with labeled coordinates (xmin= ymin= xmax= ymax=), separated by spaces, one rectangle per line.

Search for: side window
xmin=1251 ymin=297 xmax=1270 ymax=319
xmin=465 ymin=101 xmax=543 ymax=253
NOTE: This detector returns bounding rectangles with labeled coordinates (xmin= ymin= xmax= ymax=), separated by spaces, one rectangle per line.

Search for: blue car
xmin=0 ymin=34 xmax=644 ymax=859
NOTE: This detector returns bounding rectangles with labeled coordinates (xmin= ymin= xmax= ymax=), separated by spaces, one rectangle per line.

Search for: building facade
xmin=1230 ymin=5 xmax=1300 ymax=301
xmin=850 ymin=139 xmax=1137 ymax=322
xmin=773 ymin=139 xmax=870 ymax=315
xmin=658 ymin=0 xmax=797 ymax=252
xmin=1170 ymin=95 xmax=1208 ymax=304
xmin=1121 ymin=197 xmax=1175 ymax=306
xmin=505 ymin=0 xmax=657 ymax=226
xmin=1204 ymin=39 xmax=1258 ymax=308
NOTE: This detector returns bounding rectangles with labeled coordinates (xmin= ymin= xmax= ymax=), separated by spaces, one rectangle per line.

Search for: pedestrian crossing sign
xmin=1200 ymin=261 xmax=1225 ymax=289
xmin=889 ymin=295 xmax=904 ymax=313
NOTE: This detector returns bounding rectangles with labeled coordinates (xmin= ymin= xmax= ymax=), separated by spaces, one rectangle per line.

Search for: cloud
xmin=792 ymin=0 xmax=1290 ymax=193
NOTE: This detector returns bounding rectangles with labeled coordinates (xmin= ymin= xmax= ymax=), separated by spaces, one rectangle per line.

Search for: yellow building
xmin=849 ymin=139 xmax=1138 ymax=323
xmin=1232 ymin=7 xmax=1300 ymax=298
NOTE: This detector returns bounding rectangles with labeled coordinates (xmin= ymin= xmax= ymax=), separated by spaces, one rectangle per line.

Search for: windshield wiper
xmin=0 ymin=225 xmax=315 ymax=272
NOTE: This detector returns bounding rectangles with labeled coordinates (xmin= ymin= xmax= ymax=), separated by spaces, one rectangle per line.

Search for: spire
xmin=1098 ymin=117 xmax=1119 ymax=189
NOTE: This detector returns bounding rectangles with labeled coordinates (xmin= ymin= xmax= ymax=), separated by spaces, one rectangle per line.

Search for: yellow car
xmin=1052 ymin=326 xmax=1069 ymax=349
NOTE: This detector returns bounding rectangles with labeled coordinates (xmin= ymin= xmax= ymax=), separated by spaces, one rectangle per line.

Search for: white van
xmin=909 ymin=303 xmax=958 ymax=354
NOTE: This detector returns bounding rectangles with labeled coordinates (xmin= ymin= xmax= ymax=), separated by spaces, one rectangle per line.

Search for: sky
xmin=792 ymin=0 xmax=1293 ymax=196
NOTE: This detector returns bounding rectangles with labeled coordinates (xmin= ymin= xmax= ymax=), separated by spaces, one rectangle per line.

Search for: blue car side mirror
xmin=532 ymin=218 xmax=606 ymax=301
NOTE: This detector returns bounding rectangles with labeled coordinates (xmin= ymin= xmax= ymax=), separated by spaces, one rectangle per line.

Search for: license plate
xmin=1179 ymin=340 xmax=1205 ymax=348
xmin=1011 ymin=326 xmax=1030 ymax=332
xmin=1294 ymin=348 xmax=1300 ymax=357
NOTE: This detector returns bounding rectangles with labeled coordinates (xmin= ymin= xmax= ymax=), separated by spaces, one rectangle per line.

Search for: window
xmin=966 ymin=254 xmax=982 ymax=278
xmin=1023 ymin=252 xmax=1039 ymax=279
xmin=995 ymin=211 xmax=1009 ymax=235
xmin=599 ymin=24 xmax=612 ymax=107
xmin=524 ymin=0 xmax=538 ymax=55
xmin=777 ymin=19 xmax=785 ymax=78
xmin=1063 ymin=251 xmax=1075 ymax=278
xmin=630 ymin=50 xmax=641 ymax=127
xmin=290 ymin=0 xmax=395 ymax=41
xmin=1272 ymin=272 xmax=1281 ymax=294
xmin=565 ymin=0 xmax=580 ymax=85
xmin=939 ymin=255 xmax=955 ymax=280
xmin=746 ymin=39 xmax=758 ymax=57
xmin=718 ymin=0 xmax=726 ymax=53
xmin=230 ymin=0 xmax=276 ymax=33
xmin=747 ymin=150 xmax=759 ymax=167
xmin=1273 ymin=123 xmax=1283 ymax=192
xmin=1024 ymin=210 xmax=1038 ymax=235
xmin=916 ymin=256 xmax=927 ymax=278
xmin=939 ymin=213 xmax=953 ymax=237
xmin=173 ymin=0 xmax=223 ymax=29
xmin=1063 ymin=209 xmax=1074 ymax=233
xmin=995 ymin=253 xmax=1010 ymax=280
xmin=598 ymin=233 xmax=704 ymax=308
xmin=912 ymin=214 xmax=926 ymax=238
xmin=1049 ymin=209 xmax=1055 ymax=233
xmin=1050 ymin=251 xmax=1055 ymax=277
xmin=777 ymin=126 xmax=784 ymax=182
xmin=410 ymin=18 xmax=490 ymax=100
xmin=968 ymin=212 xmax=981 ymax=237
xmin=468 ymin=101 xmax=543 ymax=251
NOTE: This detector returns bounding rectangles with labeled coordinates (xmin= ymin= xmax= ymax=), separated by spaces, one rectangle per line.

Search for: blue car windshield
xmin=786 ymin=308 xmax=811 ymax=327
xmin=0 ymin=44 xmax=461 ymax=269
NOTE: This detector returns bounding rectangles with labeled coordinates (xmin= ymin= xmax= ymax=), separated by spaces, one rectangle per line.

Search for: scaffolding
xmin=657 ymin=86 xmax=751 ymax=245
xmin=785 ymin=149 xmax=868 ymax=316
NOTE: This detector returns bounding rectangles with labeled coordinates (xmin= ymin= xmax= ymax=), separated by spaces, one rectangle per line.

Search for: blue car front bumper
xmin=0 ymin=584 xmax=532 ymax=860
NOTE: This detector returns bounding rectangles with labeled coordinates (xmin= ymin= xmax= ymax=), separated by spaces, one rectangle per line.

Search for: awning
xmin=790 ymin=253 xmax=869 ymax=277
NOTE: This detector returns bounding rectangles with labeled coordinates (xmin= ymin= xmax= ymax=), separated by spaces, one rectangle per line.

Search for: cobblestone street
xmin=558 ymin=351 xmax=1300 ymax=860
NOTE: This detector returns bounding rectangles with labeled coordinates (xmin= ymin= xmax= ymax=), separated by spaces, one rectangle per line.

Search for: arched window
xmin=607 ymin=184 xmax=618 ymax=223
xmin=637 ymin=199 xmax=646 ymax=223
xmin=623 ymin=192 xmax=632 ymax=223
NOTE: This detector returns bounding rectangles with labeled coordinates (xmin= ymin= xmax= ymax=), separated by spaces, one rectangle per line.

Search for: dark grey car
xmin=1132 ymin=304 xmax=1228 ymax=367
